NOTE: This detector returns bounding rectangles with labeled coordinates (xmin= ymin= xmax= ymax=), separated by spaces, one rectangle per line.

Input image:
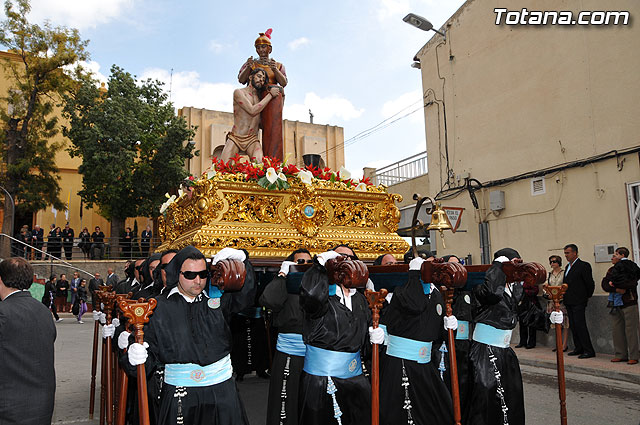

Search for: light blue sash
xmin=387 ymin=334 xmax=432 ymax=363
xmin=456 ymin=320 xmax=471 ymax=340
xmin=164 ymin=354 xmax=232 ymax=387
xmin=303 ymin=345 xmax=362 ymax=379
xmin=472 ymin=323 xmax=513 ymax=348
xmin=276 ymin=333 xmax=306 ymax=357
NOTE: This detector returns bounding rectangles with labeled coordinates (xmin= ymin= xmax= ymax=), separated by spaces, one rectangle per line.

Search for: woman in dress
xmin=546 ymin=255 xmax=569 ymax=351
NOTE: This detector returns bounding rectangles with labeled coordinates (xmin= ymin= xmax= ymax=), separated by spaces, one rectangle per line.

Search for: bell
xmin=426 ymin=202 xmax=453 ymax=248
xmin=426 ymin=202 xmax=453 ymax=232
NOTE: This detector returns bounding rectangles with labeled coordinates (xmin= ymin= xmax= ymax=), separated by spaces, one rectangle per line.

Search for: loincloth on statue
xmin=226 ymin=132 xmax=260 ymax=151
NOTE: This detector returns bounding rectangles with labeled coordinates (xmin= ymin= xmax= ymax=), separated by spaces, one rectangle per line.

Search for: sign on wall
xmin=443 ymin=207 xmax=464 ymax=232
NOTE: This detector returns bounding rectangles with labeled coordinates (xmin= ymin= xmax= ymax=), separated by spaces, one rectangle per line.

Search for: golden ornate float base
xmin=157 ymin=179 xmax=409 ymax=260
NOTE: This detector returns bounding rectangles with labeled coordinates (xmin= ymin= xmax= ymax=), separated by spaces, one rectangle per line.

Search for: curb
xmin=519 ymin=356 xmax=640 ymax=386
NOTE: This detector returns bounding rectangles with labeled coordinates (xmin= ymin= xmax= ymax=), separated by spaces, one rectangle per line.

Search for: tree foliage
xmin=0 ymin=0 xmax=88 ymax=216
xmin=62 ymin=65 xmax=197 ymax=225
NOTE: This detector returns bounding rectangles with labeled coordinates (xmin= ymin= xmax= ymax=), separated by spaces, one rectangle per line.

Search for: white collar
xmin=334 ymin=285 xmax=356 ymax=311
xmin=167 ymin=286 xmax=206 ymax=303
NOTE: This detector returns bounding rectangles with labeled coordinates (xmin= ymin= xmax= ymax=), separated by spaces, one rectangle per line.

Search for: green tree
xmin=0 ymin=0 xmax=89 ymax=257
xmin=63 ymin=65 xmax=197 ymax=253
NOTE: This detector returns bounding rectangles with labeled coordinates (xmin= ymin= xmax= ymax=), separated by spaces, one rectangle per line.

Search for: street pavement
xmin=51 ymin=312 xmax=640 ymax=425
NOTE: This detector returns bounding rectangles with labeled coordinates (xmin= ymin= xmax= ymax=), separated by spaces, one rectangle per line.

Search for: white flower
xmin=266 ymin=167 xmax=278 ymax=184
xmin=278 ymin=172 xmax=287 ymax=182
xmin=297 ymin=170 xmax=313 ymax=185
xmin=355 ymin=182 xmax=367 ymax=192
xmin=339 ymin=166 xmax=351 ymax=180
xmin=159 ymin=201 xmax=169 ymax=214
xmin=206 ymin=169 xmax=216 ymax=179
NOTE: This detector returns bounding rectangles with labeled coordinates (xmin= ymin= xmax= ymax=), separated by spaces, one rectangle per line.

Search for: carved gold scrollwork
xmin=330 ymin=200 xmax=377 ymax=228
xmin=222 ymin=193 xmax=282 ymax=224
xmin=283 ymin=185 xmax=331 ymax=237
xmin=379 ymin=194 xmax=402 ymax=232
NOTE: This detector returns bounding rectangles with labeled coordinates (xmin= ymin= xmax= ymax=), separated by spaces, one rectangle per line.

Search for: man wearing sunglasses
xmin=124 ymin=245 xmax=256 ymax=425
xmin=260 ymin=248 xmax=312 ymax=425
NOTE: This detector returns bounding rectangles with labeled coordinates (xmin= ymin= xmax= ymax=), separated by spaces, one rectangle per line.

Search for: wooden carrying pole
xmin=101 ymin=290 xmax=118 ymax=425
xmin=89 ymin=311 xmax=100 ymax=419
xmin=115 ymin=295 xmax=134 ymax=425
xmin=118 ymin=298 xmax=158 ymax=425
xmin=364 ymin=288 xmax=388 ymax=425
xmin=91 ymin=286 xmax=112 ymax=421
xmin=421 ymin=260 xmax=467 ymax=425
xmin=543 ymin=283 xmax=568 ymax=425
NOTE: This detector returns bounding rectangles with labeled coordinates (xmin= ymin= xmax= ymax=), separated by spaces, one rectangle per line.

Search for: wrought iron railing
xmin=4 ymin=234 xmax=163 ymax=261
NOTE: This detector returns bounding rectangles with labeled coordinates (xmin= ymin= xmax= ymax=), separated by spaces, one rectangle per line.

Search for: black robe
xmin=125 ymin=252 xmax=256 ymax=425
xmin=379 ymin=270 xmax=453 ymax=425
xmin=259 ymin=275 xmax=305 ymax=425
xmin=299 ymin=265 xmax=371 ymax=425
xmin=465 ymin=261 xmax=525 ymax=425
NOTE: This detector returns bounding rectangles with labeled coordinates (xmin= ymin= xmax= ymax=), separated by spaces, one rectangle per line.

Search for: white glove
xmin=212 ymin=247 xmax=246 ymax=265
xmin=93 ymin=310 xmax=101 ymax=321
xmin=409 ymin=257 xmax=426 ymax=270
xmin=279 ymin=261 xmax=296 ymax=276
xmin=128 ymin=342 xmax=149 ymax=366
xmin=316 ymin=250 xmax=341 ymax=266
xmin=118 ymin=331 xmax=132 ymax=350
xmin=444 ymin=315 xmax=458 ymax=331
xmin=369 ymin=326 xmax=385 ymax=344
xmin=495 ymin=256 xmax=510 ymax=263
xmin=112 ymin=318 xmax=120 ymax=328
xmin=550 ymin=311 xmax=564 ymax=325
xmin=99 ymin=312 xmax=106 ymax=324
xmin=101 ymin=323 xmax=115 ymax=339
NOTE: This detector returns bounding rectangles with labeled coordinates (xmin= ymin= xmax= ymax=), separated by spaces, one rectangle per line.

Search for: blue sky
xmin=24 ymin=0 xmax=466 ymax=177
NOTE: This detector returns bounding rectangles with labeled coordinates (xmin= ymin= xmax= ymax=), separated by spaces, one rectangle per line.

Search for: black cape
xmin=298 ymin=264 xmax=372 ymax=425
xmin=379 ymin=270 xmax=453 ymax=425
xmin=465 ymin=260 xmax=525 ymax=425
xmin=259 ymin=274 xmax=305 ymax=425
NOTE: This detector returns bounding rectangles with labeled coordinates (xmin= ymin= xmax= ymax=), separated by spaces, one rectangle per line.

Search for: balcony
xmin=369 ymin=152 xmax=427 ymax=186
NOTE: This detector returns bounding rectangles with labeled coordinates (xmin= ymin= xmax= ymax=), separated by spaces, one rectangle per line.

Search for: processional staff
xmin=100 ymin=289 xmax=118 ymax=425
xmin=542 ymin=283 xmax=568 ymax=425
xmin=114 ymin=294 xmax=134 ymax=425
xmin=89 ymin=286 xmax=106 ymax=419
xmin=90 ymin=285 xmax=112 ymax=424
xmin=364 ymin=287 xmax=388 ymax=425
xmin=118 ymin=298 xmax=158 ymax=425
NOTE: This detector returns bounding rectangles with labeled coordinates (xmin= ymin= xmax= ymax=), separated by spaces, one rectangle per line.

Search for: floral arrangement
xmin=159 ymin=155 xmax=376 ymax=215
xmin=206 ymin=155 xmax=372 ymax=191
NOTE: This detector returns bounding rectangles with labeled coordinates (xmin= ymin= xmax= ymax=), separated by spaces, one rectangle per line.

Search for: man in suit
xmin=88 ymin=272 xmax=104 ymax=311
xmin=0 ymin=257 xmax=57 ymax=424
xmin=563 ymin=243 xmax=596 ymax=359
xmin=61 ymin=223 xmax=74 ymax=260
xmin=141 ymin=225 xmax=153 ymax=257
xmin=106 ymin=268 xmax=119 ymax=287
xmin=31 ymin=224 xmax=44 ymax=260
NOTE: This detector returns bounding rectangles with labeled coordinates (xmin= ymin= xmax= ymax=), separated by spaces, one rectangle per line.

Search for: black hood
xmin=164 ymin=246 xmax=205 ymax=289
xmin=493 ymin=248 xmax=521 ymax=261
